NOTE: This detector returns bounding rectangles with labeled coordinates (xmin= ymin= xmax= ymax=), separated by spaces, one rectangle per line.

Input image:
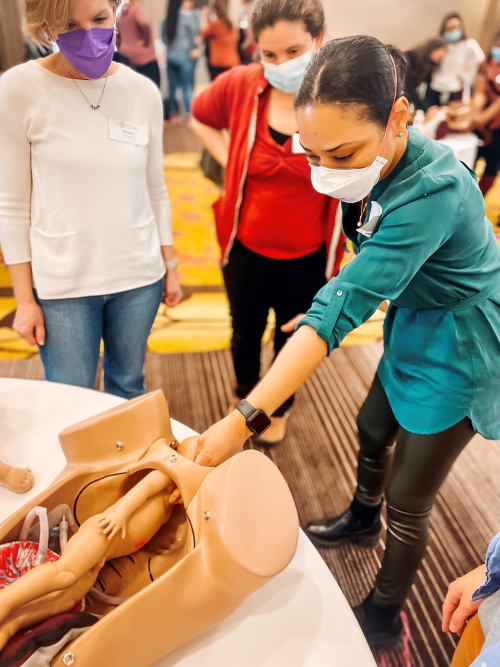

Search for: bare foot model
xmin=0 ymin=460 xmax=34 ymax=493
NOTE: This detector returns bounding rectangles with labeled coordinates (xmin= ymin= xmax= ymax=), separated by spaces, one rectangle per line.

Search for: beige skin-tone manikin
xmin=0 ymin=460 xmax=34 ymax=494
xmin=0 ymin=391 xmax=298 ymax=665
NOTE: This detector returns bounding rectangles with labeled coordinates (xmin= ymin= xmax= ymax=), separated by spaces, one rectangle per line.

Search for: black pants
xmin=477 ymin=127 xmax=500 ymax=177
xmin=356 ymin=374 xmax=475 ymax=607
xmin=425 ymin=87 xmax=462 ymax=107
xmin=135 ymin=60 xmax=160 ymax=87
xmin=209 ymin=65 xmax=230 ymax=80
xmin=113 ymin=52 xmax=160 ymax=88
xmin=223 ymin=240 xmax=326 ymax=417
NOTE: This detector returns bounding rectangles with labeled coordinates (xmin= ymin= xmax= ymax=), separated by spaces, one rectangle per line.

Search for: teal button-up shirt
xmin=300 ymin=128 xmax=500 ymax=438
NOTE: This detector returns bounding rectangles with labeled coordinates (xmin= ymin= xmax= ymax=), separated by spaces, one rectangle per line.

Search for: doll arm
xmin=98 ymin=470 xmax=170 ymax=540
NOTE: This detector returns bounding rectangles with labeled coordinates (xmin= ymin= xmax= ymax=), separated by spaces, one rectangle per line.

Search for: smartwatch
xmin=235 ymin=399 xmax=272 ymax=436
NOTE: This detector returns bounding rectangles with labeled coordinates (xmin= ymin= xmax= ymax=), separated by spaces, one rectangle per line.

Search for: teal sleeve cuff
xmin=296 ymin=285 xmax=347 ymax=355
xmin=296 ymin=316 xmax=335 ymax=355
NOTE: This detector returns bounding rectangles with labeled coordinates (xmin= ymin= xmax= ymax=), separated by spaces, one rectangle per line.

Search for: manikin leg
xmin=0 ymin=567 xmax=99 ymax=651
xmin=0 ymin=518 xmax=108 ymax=625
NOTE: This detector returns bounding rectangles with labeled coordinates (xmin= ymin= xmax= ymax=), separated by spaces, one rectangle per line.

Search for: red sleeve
xmin=192 ymin=68 xmax=235 ymax=129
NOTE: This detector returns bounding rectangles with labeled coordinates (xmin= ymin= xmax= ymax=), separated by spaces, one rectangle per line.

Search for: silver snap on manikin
xmin=337 ymin=290 xmax=343 ymax=297
xmin=169 ymin=452 xmax=178 ymax=462
xmin=116 ymin=442 xmax=124 ymax=451
xmin=63 ymin=653 xmax=75 ymax=665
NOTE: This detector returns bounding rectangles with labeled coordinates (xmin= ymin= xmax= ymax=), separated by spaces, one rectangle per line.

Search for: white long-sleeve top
xmin=431 ymin=39 xmax=484 ymax=93
xmin=0 ymin=62 xmax=172 ymax=299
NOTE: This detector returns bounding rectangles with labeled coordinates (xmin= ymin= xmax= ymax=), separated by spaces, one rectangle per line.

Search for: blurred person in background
xmin=428 ymin=12 xmax=484 ymax=106
xmin=0 ymin=0 xmax=182 ymax=399
xmin=238 ymin=0 xmax=258 ymax=65
xmin=191 ymin=0 xmax=343 ymax=445
xmin=163 ymin=0 xmax=199 ymax=122
xmin=201 ymin=0 xmax=240 ymax=80
xmin=115 ymin=0 xmax=160 ymax=86
xmin=472 ymin=31 xmax=500 ymax=199
xmin=404 ymin=38 xmax=446 ymax=112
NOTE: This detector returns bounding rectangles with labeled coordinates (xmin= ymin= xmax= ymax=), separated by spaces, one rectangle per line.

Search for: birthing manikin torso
xmin=0 ymin=391 xmax=299 ymax=666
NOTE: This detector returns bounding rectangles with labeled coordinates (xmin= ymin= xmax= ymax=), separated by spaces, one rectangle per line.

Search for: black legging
xmin=355 ymin=373 xmax=475 ymax=607
xmin=223 ymin=240 xmax=326 ymax=417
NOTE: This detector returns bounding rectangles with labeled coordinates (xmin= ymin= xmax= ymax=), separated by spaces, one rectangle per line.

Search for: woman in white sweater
xmin=0 ymin=0 xmax=182 ymax=398
xmin=428 ymin=12 xmax=484 ymax=106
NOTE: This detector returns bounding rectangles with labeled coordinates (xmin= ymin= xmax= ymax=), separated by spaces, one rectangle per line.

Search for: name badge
xmin=109 ymin=119 xmax=148 ymax=145
xmin=358 ymin=201 xmax=382 ymax=238
xmin=291 ymin=134 xmax=305 ymax=154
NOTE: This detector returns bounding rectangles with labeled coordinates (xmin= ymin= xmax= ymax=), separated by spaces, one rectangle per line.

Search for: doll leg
xmin=0 ymin=517 xmax=109 ymax=624
xmin=0 ymin=460 xmax=34 ymax=493
xmin=0 ymin=566 xmax=99 ymax=651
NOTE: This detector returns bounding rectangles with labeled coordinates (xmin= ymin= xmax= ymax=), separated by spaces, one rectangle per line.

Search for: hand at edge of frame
xmin=442 ymin=564 xmax=487 ymax=636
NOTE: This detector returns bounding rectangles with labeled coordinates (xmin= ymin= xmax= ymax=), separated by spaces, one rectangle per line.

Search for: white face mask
xmin=310 ymin=156 xmax=388 ymax=203
xmin=262 ymin=46 xmax=313 ymax=94
xmin=309 ymin=55 xmax=399 ymax=203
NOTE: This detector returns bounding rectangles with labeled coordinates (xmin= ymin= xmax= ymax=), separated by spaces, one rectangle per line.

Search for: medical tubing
xmin=19 ymin=506 xmax=49 ymax=565
xmin=59 ymin=516 xmax=69 ymax=553
xmin=88 ymin=587 xmax=128 ymax=606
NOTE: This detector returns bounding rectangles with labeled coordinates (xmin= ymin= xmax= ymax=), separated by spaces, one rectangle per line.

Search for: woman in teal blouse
xmin=189 ymin=36 xmax=500 ymax=649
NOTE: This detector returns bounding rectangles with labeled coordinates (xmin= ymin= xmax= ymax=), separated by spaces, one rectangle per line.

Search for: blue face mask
xmin=262 ymin=47 xmax=313 ymax=94
xmin=444 ymin=28 xmax=463 ymax=43
xmin=492 ymin=46 xmax=500 ymax=63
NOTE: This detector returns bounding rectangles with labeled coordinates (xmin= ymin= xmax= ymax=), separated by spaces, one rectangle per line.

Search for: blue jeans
xmin=35 ymin=279 xmax=164 ymax=399
xmin=167 ymin=49 xmax=195 ymax=115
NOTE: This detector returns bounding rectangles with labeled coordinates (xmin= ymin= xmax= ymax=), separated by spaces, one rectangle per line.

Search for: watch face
xmin=249 ymin=410 xmax=271 ymax=434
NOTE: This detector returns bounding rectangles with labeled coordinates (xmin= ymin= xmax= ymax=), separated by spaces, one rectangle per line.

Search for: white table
xmin=0 ymin=379 xmax=376 ymax=667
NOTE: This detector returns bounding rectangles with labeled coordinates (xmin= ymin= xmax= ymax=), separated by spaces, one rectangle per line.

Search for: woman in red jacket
xmin=192 ymin=0 xmax=342 ymax=444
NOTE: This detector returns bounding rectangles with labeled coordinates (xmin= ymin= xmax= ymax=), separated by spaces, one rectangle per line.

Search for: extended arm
xmin=195 ymin=186 xmax=461 ymax=466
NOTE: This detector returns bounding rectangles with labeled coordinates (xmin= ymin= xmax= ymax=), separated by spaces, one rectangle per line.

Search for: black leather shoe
xmin=353 ymin=591 xmax=404 ymax=651
xmin=304 ymin=505 xmax=382 ymax=549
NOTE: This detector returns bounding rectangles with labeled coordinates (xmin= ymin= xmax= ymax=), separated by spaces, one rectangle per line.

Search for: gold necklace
xmin=60 ymin=55 xmax=109 ymax=110
xmin=357 ymin=195 xmax=369 ymax=228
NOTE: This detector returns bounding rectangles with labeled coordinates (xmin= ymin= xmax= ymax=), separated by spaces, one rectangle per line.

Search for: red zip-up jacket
xmin=192 ymin=63 xmax=344 ymax=277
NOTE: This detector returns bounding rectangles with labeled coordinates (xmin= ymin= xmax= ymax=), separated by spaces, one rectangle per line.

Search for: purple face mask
xmin=57 ymin=28 xmax=116 ymax=79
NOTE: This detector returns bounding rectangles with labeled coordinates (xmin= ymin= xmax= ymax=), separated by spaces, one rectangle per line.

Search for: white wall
xmin=323 ymin=0 xmax=498 ymax=51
